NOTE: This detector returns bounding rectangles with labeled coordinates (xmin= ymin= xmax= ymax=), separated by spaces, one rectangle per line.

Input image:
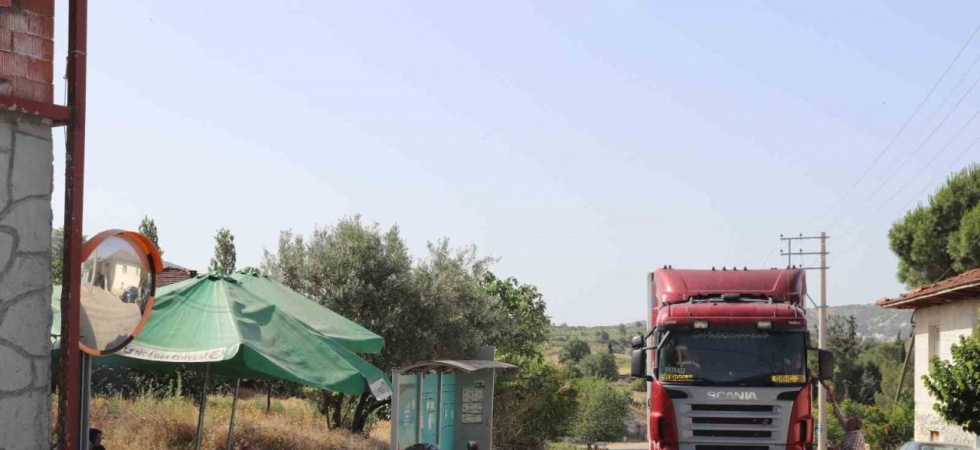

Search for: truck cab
xmin=631 ymin=268 xmax=833 ymax=450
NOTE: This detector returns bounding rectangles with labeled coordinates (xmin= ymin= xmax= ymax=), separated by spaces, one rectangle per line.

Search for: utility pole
xmin=780 ymin=233 xmax=830 ymax=450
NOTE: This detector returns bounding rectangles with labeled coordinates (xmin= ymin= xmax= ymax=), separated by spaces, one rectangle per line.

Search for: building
xmin=0 ymin=1 xmax=57 ymax=448
xmin=156 ymin=261 xmax=198 ymax=287
xmin=877 ymin=269 xmax=980 ymax=447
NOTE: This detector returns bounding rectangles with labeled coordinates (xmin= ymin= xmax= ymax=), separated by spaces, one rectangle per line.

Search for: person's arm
xmin=821 ymin=381 xmax=847 ymax=426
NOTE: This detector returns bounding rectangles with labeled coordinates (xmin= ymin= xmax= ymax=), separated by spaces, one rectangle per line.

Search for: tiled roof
xmin=876 ymin=268 xmax=980 ymax=309
xmin=156 ymin=267 xmax=197 ymax=287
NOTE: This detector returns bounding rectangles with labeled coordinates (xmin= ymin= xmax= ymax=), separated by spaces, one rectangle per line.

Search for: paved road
xmin=603 ymin=443 xmax=647 ymax=450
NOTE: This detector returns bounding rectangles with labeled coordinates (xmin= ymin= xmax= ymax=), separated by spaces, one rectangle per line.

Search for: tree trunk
xmin=331 ymin=393 xmax=344 ymax=429
xmin=353 ymin=398 xmax=390 ymax=433
xmin=351 ymin=393 xmax=370 ymax=433
xmin=321 ymin=391 xmax=332 ymax=429
xmin=266 ymin=383 xmax=272 ymax=414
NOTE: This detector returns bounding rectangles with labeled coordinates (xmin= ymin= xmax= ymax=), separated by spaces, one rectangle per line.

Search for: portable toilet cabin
xmin=390 ymin=348 xmax=516 ymax=450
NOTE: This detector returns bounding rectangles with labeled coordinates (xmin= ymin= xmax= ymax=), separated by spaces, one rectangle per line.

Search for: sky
xmin=48 ymin=1 xmax=980 ymax=325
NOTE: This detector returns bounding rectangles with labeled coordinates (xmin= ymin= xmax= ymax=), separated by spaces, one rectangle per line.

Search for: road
xmin=603 ymin=443 xmax=646 ymax=450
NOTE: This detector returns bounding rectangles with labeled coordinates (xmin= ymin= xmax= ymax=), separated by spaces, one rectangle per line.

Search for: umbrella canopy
xmin=230 ymin=269 xmax=383 ymax=354
xmin=52 ymin=275 xmax=390 ymax=397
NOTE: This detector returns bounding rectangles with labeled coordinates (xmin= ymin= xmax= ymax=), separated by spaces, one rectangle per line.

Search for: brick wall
xmin=0 ymin=0 xmax=54 ymax=102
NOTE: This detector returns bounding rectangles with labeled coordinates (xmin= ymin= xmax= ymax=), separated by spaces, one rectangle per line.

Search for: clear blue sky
xmin=50 ymin=1 xmax=980 ymax=325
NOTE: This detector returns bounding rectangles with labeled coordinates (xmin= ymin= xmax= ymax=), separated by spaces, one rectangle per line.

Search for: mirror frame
xmin=78 ymin=229 xmax=163 ymax=356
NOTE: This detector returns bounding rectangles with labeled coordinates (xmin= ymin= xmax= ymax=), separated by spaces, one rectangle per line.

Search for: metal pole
xmin=895 ymin=332 xmax=915 ymax=404
xmin=78 ymin=353 xmax=92 ymax=450
xmin=59 ymin=1 xmax=89 ymax=448
xmin=818 ymin=231 xmax=828 ymax=450
xmin=195 ymin=364 xmax=211 ymax=450
xmin=226 ymin=379 xmax=241 ymax=450
xmin=416 ymin=373 xmax=424 ymax=444
xmin=435 ymin=373 xmax=443 ymax=446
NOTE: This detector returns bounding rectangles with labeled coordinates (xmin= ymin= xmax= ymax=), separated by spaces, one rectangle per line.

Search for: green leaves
xmin=889 ymin=164 xmax=980 ymax=288
xmin=559 ymin=339 xmax=592 ymax=364
xmin=923 ymin=330 xmax=980 ymax=435
xmin=208 ymin=228 xmax=237 ymax=275
xmin=483 ymin=272 xmax=550 ymax=361
xmin=493 ymin=357 xmax=577 ymax=449
xmin=138 ymin=216 xmax=162 ymax=256
xmin=577 ymin=353 xmax=618 ymax=381
xmin=570 ymin=377 xmax=630 ymax=444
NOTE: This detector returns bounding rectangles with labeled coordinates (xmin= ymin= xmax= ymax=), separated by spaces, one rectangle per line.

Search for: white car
xmin=897 ymin=442 xmax=973 ymax=450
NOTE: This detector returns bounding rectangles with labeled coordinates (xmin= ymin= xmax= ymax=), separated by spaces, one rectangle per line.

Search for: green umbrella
xmin=53 ymin=275 xmax=388 ymax=394
xmin=229 ymin=268 xmax=383 ymax=354
xmin=54 ymin=275 xmax=391 ymax=450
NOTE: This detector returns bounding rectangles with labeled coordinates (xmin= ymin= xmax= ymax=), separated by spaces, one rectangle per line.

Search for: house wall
xmin=912 ymin=298 xmax=980 ymax=445
xmin=111 ymin=262 xmax=142 ymax=294
xmin=0 ymin=1 xmax=56 ymax=447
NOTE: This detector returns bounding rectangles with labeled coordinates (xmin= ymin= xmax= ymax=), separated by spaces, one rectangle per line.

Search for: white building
xmin=878 ymin=269 xmax=980 ymax=447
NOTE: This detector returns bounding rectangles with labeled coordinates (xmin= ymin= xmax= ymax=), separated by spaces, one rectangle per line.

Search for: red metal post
xmin=58 ymin=1 xmax=87 ymax=449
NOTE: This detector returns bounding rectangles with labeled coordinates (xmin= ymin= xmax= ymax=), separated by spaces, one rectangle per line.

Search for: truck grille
xmin=695 ymin=446 xmax=769 ymax=450
xmin=693 ymin=430 xmax=772 ymax=438
xmin=692 ymin=417 xmax=773 ymax=426
xmin=691 ymin=404 xmax=774 ymax=412
xmin=684 ymin=402 xmax=781 ymax=446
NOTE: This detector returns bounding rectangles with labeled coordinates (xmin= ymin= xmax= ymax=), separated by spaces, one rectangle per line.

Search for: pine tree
xmin=209 ymin=228 xmax=237 ymax=274
xmin=138 ymin=216 xmax=162 ymax=256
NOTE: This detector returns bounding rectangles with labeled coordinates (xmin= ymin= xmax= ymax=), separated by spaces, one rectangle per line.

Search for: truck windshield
xmin=657 ymin=330 xmax=806 ymax=386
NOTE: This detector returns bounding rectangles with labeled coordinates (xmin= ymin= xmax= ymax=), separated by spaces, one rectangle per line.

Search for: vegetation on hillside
xmin=821 ymin=314 xmax=914 ymax=449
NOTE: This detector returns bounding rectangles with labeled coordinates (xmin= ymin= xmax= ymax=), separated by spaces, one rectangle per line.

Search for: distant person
xmin=675 ymin=345 xmax=701 ymax=371
xmin=821 ymin=380 xmax=867 ymax=450
xmin=783 ymin=353 xmax=804 ymax=374
xmin=89 ymin=428 xmax=106 ymax=450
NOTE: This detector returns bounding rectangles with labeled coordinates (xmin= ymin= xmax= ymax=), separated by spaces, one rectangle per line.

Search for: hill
xmin=804 ymin=303 xmax=912 ymax=340
xmin=551 ymin=304 xmax=912 ymax=349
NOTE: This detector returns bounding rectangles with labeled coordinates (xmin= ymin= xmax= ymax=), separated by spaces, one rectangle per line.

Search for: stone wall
xmin=0 ymin=113 xmax=53 ymax=450
xmin=912 ymin=299 xmax=980 ymax=445
xmin=915 ymin=411 xmax=976 ymax=447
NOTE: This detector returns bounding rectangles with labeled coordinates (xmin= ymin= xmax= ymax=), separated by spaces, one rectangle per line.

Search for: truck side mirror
xmin=630 ymin=335 xmax=644 ymax=349
xmin=631 ymin=348 xmax=649 ymax=380
xmin=817 ymin=349 xmax=834 ymax=381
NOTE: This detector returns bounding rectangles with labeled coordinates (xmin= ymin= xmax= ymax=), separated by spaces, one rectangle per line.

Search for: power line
xmin=829 ymin=44 xmax=980 ymax=240
xmin=815 ymin=23 xmax=980 ymax=222
xmin=833 ymin=134 xmax=980 ymax=261
xmin=837 ymin=106 xmax=980 ymax=239
xmin=823 ymin=71 xmax=980 ymax=231
xmin=761 ymin=241 xmax=780 ymax=268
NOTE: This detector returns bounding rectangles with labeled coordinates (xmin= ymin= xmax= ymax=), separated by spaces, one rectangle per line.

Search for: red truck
xmin=630 ymin=267 xmax=833 ymax=450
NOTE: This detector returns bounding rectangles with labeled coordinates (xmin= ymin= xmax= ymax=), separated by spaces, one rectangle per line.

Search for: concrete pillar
xmin=0 ymin=1 xmax=54 ymax=449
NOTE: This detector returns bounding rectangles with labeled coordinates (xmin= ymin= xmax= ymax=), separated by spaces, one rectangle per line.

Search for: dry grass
xmin=57 ymin=393 xmax=389 ymax=450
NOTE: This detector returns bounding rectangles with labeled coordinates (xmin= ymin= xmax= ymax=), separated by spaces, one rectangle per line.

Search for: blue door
xmin=396 ymin=376 xmax=418 ymax=450
xmin=440 ymin=374 xmax=456 ymax=450
xmin=419 ymin=375 xmax=440 ymax=444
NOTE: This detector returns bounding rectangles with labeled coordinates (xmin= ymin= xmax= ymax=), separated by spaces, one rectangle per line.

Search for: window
xmin=930 ymin=430 xmax=940 ymax=441
xmin=929 ymin=325 xmax=940 ymax=367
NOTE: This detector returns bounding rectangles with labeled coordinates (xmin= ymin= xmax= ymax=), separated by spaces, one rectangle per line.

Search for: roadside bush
xmin=494 ymin=357 xmax=577 ymax=450
xmin=571 ymin=378 xmax=630 ymax=445
xmin=629 ymin=378 xmax=646 ymax=392
xmin=578 ymin=353 xmax=618 ymax=381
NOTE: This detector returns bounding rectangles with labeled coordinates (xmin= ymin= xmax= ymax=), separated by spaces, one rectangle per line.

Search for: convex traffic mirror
xmin=78 ymin=229 xmax=163 ymax=356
